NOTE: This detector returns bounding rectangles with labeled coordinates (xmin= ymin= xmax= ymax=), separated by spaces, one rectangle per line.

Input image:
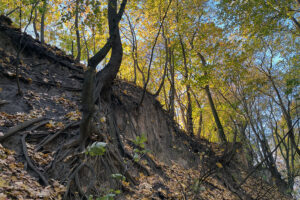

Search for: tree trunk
xmin=197 ymin=110 xmax=203 ymax=138
xmin=168 ymin=47 xmax=175 ymax=120
xmin=71 ymin=41 xmax=74 ymax=57
xmin=40 ymin=0 xmax=47 ymax=44
xmin=179 ymin=34 xmax=193 ymax=136
xmin=79 ymin=0 xmax=127 ymax=145
xmin=198 ymin=52 xmax=226 ymax=143
xmin=260 ymin=133 xmax=288 ymax=192
xmin=75 ymin=0 xmax=81 ymax=62
xmin=154 ymin=29 xmax=168 ymax=97
xmin=175 ymin=91 xmax=187 ymax=130
xmin=83 ymin=29 xmax=89 ymax=62
xmin=33 ymin=7 xmax=39 ymax=40
xmin=204 ymin=85 xmax=226 ymax=143
xmin=191 ymin=89 xmax=203 ymax=138
xmin=268 ymin=75 xmax=300 ymax=156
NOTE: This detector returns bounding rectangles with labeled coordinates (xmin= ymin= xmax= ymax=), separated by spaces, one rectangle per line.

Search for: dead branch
xmin=21 ymin=133 xmax=49 ymax=186
xmin=0 ymin=117 xmax=45 ymax=142
xmin=108 ymin=147 xmax=138 ymax=185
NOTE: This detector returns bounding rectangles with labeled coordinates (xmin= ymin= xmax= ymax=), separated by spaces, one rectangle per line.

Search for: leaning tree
xmin=66 ymin=0 xmax=127 ymax=149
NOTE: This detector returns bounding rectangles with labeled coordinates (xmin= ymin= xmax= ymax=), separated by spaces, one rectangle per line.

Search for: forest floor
xmin=0 ymin=16 xmax=294 ymax=200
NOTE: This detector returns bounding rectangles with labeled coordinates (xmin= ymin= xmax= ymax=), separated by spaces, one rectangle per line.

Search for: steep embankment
xmin=0 ymin=16 xmax=292 ymax=200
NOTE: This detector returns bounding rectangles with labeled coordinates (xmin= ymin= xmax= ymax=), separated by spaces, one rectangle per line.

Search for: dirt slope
xmin=0 ymin=16 xmax=293 ymax=200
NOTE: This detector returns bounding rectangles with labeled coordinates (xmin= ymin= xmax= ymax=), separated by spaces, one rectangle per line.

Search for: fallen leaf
xmin=216 ymin=162 xmax=223 ymax=168
xmin=0 ymin=178 xmax=7 ymax=188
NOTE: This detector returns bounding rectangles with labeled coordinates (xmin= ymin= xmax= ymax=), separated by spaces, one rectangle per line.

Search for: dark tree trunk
xmin=33 ymin=7 xmax=39 ymax=40
xmin=197 ymin=110 xmax=203 ymax=138
xmin=169 ymin=47 xmax=175 ymax=119
xmin=291 ymin=17 xmax=300 ymax=31
xmin=40 ymin=0 xmax=47 ymax=44
xmin=198 ymin=53 xmax=226 ymax=143
xmin=79 ymin=0 xmax=127 ymax=145
xmin=204 ymin=85 xmax=226 ymax=143
xmin=75 ymin=0 xmax=81 ymax=62
xmin=71 ymin=41 xmax=74 ymax=57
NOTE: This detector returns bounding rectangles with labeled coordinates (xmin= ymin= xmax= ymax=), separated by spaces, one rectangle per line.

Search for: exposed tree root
xmin=35 ymin=121 xmax=80 ymax=151
xmin=64 ymin=162 xmax=85 ymax=199
xmin=75 ymin=163 xmax=96 ymax=197
xmin=61 ymin=136 xmax=84 ymax=151
xmin=108 ymin=109 xmax=152 ymax=176
xmin=28 ymin=119 xmax=49 ymax=132
xmin=0 ymin=117 xmax=45 ymax=142
xmin=21 ymin=133 xmax=49 ymax=186
xmin=108 ymin=146 xmax=138 ymax=185
xmin=127 ymin=140 xmax=166 ymax=177
xmin=110 ymin=102 xmax=166 ymax=177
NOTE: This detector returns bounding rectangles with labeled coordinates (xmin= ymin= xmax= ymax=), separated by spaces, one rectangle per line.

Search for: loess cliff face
xmin=0 ymin=16 xmax=292 ymax=200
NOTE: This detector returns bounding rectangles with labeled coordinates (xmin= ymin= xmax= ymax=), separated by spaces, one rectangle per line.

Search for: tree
xmin=77 ymin=0 xmax=127 ymax=147
xmin=198 ymin=53 xmax=227 ymax=143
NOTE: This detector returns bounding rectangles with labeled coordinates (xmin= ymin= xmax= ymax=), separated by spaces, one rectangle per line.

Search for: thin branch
xmin=138 ymin=0 xmax=173 ymax=106
xmin=238 ymin=119 xmax=299 ymax=188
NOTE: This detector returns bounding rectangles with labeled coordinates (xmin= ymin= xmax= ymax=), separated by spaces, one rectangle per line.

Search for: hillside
xmin=0 ymin=16 xmax=294 ymax=200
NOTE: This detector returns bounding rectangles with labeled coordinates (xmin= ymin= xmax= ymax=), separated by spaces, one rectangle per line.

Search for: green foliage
xmin=98 ymin=193 xmax=116 ymax=200
xmin=111 ymin=173 xmax=126 ymax=181
xmin=85 ymin=142 xmax=107 ymax=156
xmin=1 ymin=0 xmax=299 ymax=195
xmin=133 ymin=133 xmax=147 ymax=149
xmin=89 ymin=193 xmax=116 ymax=200
xmin=88 ymin=174 xmax=124 ymax=200
xmin=133 ymin=134 xmax=149 ymax=162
